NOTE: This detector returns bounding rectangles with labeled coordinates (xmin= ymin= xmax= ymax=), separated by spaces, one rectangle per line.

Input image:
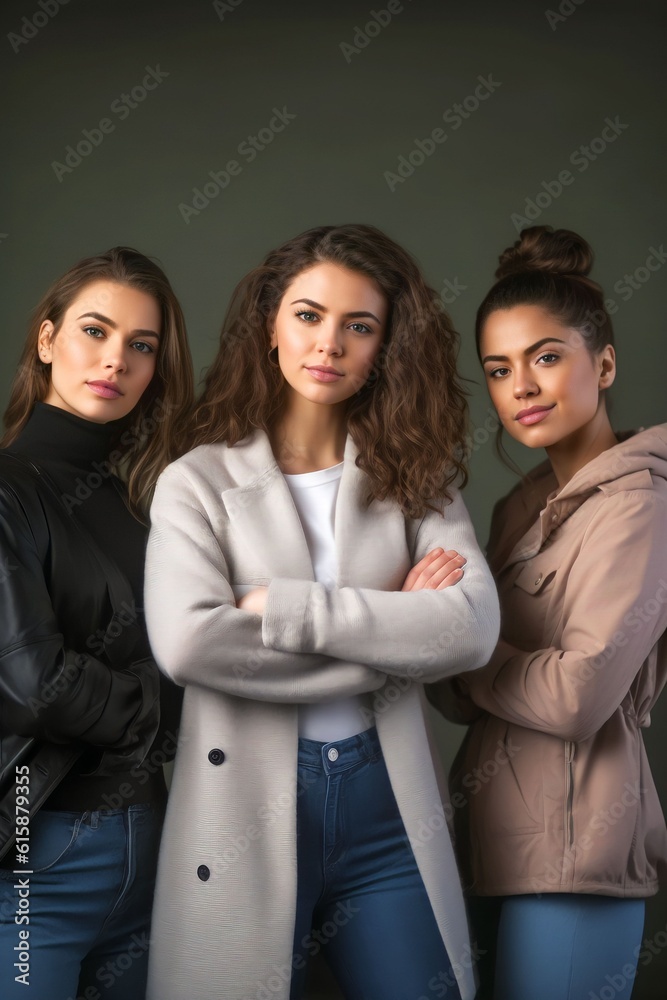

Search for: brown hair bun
xmin=495 ymin=225 xmax=594 ymax=281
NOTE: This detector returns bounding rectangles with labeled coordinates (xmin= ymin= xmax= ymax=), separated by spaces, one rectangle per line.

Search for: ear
xmin=598 ymin=344 xmax=616 ymax=390
xmin=269 ymin=328 xmax=277 ymax=350
xmin=37 ymin=321 xmax=55 ymax=363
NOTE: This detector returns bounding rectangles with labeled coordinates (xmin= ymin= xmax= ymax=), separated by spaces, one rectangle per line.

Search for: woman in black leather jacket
xmin=0 ymin=247 xmax=193 ymax=1000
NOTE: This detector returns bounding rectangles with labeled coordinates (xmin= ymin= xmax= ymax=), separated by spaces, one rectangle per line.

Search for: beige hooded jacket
xmin=430 ymin=425 xmax=667 ymax=897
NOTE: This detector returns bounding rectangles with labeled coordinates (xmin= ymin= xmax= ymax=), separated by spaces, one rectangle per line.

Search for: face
xmin=270 ymin=262 xmax=388 ymax=409
xmin=38 ymin=280 xmax=160 ymax=423
xmin=480 ymin=304 xmax=615 ymax=450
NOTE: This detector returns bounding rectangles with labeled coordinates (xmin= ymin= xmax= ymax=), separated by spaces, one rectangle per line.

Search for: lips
xmin=305 ymin=366 xmax=344 ymax=383
xmin=515 ymin=404 xmax=555 ymax=426
xmin=87 ymin=380 xmax=124 ymax=399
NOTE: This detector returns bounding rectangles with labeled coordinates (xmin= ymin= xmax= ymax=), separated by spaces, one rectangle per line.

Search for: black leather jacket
xmin=0 ymin=453 xmax=162 ymax=833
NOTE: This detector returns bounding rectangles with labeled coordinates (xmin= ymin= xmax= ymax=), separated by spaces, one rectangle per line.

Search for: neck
xmin=546 ymin=403 xmax=618 ymax=487
xmin=270 ymin=396 xmax=348 ymax=473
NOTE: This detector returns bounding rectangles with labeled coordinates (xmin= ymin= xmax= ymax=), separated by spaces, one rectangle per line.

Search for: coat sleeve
xmin=143 ymin=465 xmax=386 ymax=702
xmin=261 ymin=489 xmax=500 ymax=683
xmin=464 ymin=489 xmax=667 ymax=742
xmin=0 ymin=484 xmax=158 ymax=765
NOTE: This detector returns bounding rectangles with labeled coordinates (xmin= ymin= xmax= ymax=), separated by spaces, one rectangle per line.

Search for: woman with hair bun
xmin=143 ymin=223 xmax=500 ymax=1000
xmin=430 ymin=225 xmax=667 ymax=999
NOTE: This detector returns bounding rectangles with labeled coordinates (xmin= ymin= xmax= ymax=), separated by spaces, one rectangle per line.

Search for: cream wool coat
xmin=143 ymin=431 xmax=500 ymax=1000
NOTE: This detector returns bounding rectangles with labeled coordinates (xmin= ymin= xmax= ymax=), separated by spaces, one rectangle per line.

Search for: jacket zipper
xmin=564 ymin=741 xmax=575 ymax=852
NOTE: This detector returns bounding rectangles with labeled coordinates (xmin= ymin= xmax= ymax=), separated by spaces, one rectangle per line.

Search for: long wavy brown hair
xmin=193 ymin=224 xmax=468 ymax=518
xmin=2 ymin=247 xmax=194 ymax=517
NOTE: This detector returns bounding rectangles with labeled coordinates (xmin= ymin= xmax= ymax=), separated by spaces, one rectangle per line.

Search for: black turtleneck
xmin=7 ymin=402 xmax=147 ymax=597
xmin=6 ymin=402 xmax=173 ymax=810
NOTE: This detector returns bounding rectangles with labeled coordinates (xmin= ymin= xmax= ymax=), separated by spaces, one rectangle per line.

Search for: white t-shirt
xmin=284 ymin=462 xmax=373 ymax=741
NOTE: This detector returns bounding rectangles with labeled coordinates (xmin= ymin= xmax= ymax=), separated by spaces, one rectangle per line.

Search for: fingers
xmin=401 ymin=548 xmax=466 ymax=592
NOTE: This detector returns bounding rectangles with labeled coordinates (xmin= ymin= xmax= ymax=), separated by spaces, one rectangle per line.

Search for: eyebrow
xmin=76 ymin=311 xmax=160 ymax=340
xmin=482 ymin=337 xmax=567 ymax=364
xmin=290 ymin=298 xmax=382 ymax=324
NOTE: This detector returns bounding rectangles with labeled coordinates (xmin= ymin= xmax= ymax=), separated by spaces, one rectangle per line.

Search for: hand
xmin=401 ymin=548 xmax=466 ymax=592
xmin=236 ymin=587 xmax=268 ymax=615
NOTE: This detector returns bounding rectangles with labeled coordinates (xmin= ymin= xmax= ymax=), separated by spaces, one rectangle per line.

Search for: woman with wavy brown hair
xmin=0 ymin=247 xmax=193 ymax=1000
xmin=143 ymin=223 xmax=499 ymax=1000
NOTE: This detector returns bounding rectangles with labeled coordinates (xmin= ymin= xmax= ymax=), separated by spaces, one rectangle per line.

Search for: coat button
xmin=197 ymin=865 xmax=210 ymax=881
xmin=534 ymin=573 xmax=543 ymax=586
xmin=208 ymin=748 xmax=225 ymax=765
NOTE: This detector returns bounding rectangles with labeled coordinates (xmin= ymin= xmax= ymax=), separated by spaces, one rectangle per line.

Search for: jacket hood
xmin=489 ymin=424 xmax=667 ymax=572
xmin=559 ymin=424 xmax=667 ymax=500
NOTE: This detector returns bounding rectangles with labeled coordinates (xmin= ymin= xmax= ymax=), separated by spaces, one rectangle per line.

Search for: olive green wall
xmin=2 ymin=0 xmax=666 ymax=996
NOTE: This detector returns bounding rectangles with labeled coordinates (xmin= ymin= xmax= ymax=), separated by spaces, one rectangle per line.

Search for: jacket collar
xmin=498 ymin=425 xmax=667 ymax=570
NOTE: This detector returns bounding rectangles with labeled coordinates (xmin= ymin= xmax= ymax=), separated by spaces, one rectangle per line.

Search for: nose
xmin=102 ymin=336 xmax=128 ymax=373
xmin=316 ymin=322 xmax=343 ymax=357
xmin=512 ymin=365 xmax=538 ymax=399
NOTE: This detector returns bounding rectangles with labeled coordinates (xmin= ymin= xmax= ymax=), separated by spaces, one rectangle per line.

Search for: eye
xmin=83 ymin=325 xmax=105 ymax=338
xmin=537 ymin=352 xmax=559 ymax=364
xmin=349 ymin=322 xmax=373 ymax=334
xmin=295 ymin=310 xmax=319 ymax=323
xmin=132 ymin=341 xmax=155 ymax=354
xmin=486 ymin=366 xmax=510 ymax=379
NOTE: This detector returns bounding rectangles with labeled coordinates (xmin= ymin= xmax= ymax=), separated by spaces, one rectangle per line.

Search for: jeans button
xmin=327 ymin=747 xmax=339 ymax=762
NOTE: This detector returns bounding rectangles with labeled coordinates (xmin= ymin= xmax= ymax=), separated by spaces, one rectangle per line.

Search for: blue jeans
xmin=0 ymin=804 xmax=163 ymax=1000
xmin=469 ymin=893 xmax=645 ymax=1000
xmin=291 ymin=727 xmax=462 ymax=1000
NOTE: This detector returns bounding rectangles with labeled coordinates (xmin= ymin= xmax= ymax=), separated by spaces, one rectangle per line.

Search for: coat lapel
xmin=220 ymin=432 xmax=314 ymax=581
xmin=335 ymin=436 xmax=411 ymax=590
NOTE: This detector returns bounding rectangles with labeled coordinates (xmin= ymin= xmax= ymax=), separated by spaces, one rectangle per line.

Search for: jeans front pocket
xmin=0 ymin=809 xmax=86 ymax=878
